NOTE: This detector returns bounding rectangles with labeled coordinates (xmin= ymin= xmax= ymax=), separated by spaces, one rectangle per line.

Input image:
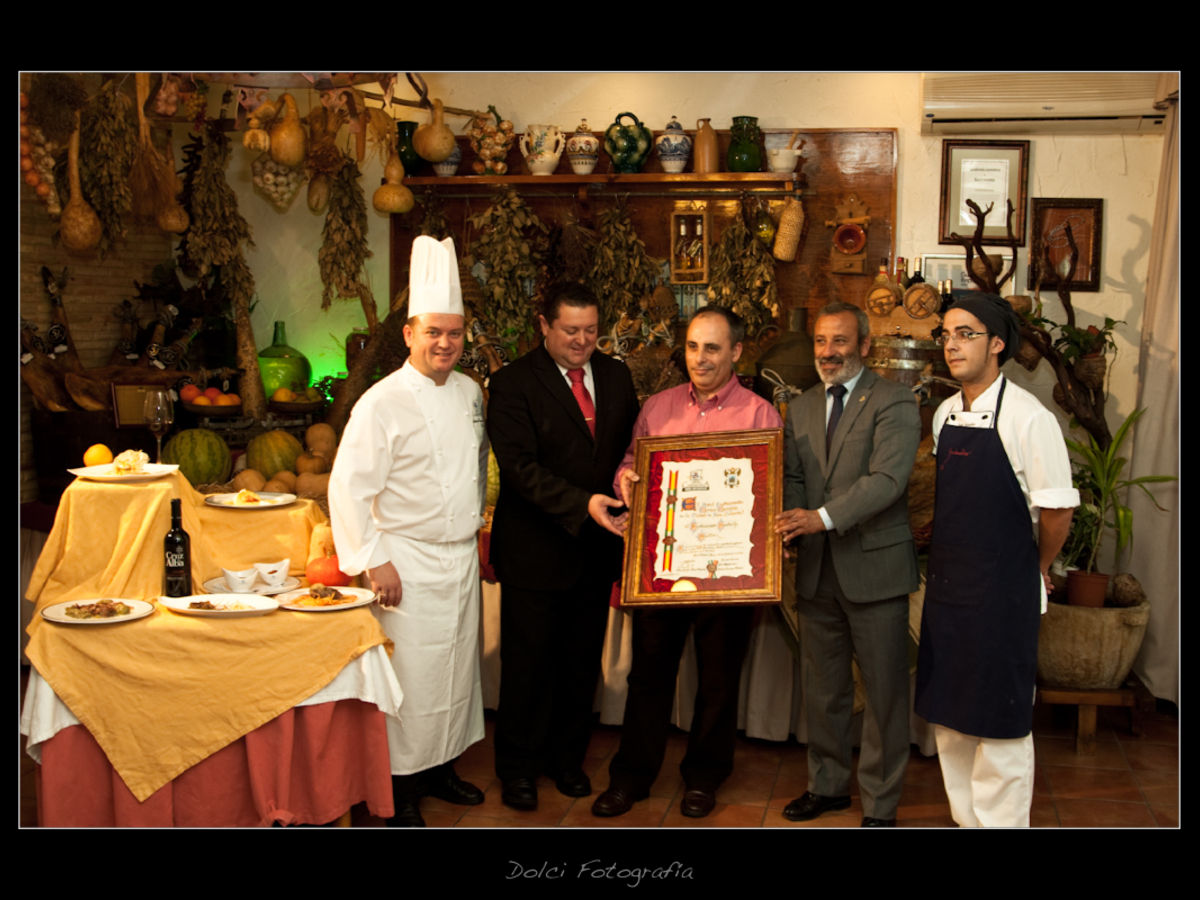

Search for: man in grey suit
xmin=775 ymin=301 xmax=921 ymax=827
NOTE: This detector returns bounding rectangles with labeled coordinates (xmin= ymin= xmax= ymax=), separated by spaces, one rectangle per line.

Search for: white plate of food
xmin=204 ymin=491 xmax=297 ymax=509
xmin=201 ymin=575 xmax=302 ymax=596
xmin=158 ymin=594 xmax=280 ymax=618
xmin=41 ymin=598 xmax=156 ymax=625
xmin=277 ymin=585 xmax=377 ymax=612
xmin=67 ymin=463 xmax=179 ymax=483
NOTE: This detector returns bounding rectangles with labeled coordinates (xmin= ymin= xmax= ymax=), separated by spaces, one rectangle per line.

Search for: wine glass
xmin=143 ymin=388 xmax=174 ymax=464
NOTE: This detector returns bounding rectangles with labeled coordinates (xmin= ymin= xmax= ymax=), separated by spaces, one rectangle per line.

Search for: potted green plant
xmin=1060 ymin=406 xmax=1176 ymax=606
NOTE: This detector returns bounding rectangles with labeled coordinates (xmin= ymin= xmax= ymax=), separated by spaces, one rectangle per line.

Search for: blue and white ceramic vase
xmin=655 ymin=116 xmax=692 ymax=173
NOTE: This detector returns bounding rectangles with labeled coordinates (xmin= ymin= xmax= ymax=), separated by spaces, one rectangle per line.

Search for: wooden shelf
xmin=405 ymin=172 xmax=798 ymax=187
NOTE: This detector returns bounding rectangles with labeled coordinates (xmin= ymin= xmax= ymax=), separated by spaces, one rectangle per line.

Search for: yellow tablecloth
xmin=24 ymin=472 xmax=392 ymax=801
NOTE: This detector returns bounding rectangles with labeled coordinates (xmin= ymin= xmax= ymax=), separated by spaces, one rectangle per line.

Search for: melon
xmin=162 ymin=428 xmax=233 ymax=487
xmin=245 ymin=429 xmax=304 ymax=481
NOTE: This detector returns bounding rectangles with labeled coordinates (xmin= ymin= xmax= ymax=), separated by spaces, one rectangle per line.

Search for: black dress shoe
xmin=782 ymin=791 xmax=852 ymax=822
xmin=680 ymin=787 xmax=717 ymax=818
xmin=549 ymin=768 xmax=592 ymax=798
xmin=861 ymin=817 xmax=896 ymax=827
xmin=426 ymin=769 xmax=485 ymax=806
xmin=387 ymin=800 xmax=426 ymax=827
xmin=591 ymin=786 xmax=644 ymax=818
xmin=501 ymin=777 xmax=538 ymax=811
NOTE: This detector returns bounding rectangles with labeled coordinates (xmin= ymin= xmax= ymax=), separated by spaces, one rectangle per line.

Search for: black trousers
xmin=494 ymin=575 xmax=614 ymax=781
xmin=606 ymin=605 xmax=756 ymax=794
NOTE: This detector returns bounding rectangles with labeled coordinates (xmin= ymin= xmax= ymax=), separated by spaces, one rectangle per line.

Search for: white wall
xmin=224 ymin=73 xmax=1164 ymax=441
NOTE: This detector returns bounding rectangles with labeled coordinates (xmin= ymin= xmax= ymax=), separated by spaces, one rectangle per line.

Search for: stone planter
xmin=1037 ymin=600 xmax=1151 ymax=690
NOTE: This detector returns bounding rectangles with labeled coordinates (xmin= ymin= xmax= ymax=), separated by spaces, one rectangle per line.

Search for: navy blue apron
xmin=915 ymin=377 xmax=1042 ymax=740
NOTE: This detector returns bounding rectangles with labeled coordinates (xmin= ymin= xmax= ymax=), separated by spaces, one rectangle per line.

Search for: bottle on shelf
xmin=163 ymin=498 xmax=192 ymax=598
xmin=895 ymin=257 xmax=910 ymax=291
xmin=909 ymin=257 xmax=925 ymax=285
xmin=676 ymin=218 xmax=691 ymax=270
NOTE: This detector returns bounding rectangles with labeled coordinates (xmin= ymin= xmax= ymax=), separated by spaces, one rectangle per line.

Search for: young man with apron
xmin=329 ymin=236 xmax=489 ymax=827
xmin=916 ymin=293 xmax=1077 ymax=827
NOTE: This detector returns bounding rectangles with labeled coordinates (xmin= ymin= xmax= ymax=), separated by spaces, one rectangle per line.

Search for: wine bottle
xmin=163 ymin=498 xmax=192 ymax=597
xmin=909 ymin=257 xmax=925 ymax=285
xmin=895 ymin=257 xmax=909 ymax=291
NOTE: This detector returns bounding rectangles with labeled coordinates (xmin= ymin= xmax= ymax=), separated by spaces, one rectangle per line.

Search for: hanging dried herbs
xmin=540 ymin=215 xmax=597 ymax=297
xmin=178 ymin=115 xmax=255 ymax=278
xmin=416 ymin=191 xmax=450 ymax=239
xmin=588 ymin=197 xmax=660 ymax=332
xmin=49 ymin=79 xmax=137 ymax=259
xmin=318 ymin=160 xmax=378 ymax=333
xmin=174 ymin=94 xmax=265 ymax=418
xmin=26 ymin=73 xmax=88 ymax=145
xmin=707 ymin=204 xmax=779 ymax=336
xmin=464 ymin=187 xmax=546 ymax=340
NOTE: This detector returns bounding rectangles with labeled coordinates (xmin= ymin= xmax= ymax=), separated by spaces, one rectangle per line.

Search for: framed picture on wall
xmin=939 ymin=140 xmax=1030 ymax=246
xmin=1027 ymin=198 xmax=1104 ymax=292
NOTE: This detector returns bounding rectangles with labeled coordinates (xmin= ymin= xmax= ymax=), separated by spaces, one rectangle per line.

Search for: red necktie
xmin=568 ymin=367 xmax=596 ymax=438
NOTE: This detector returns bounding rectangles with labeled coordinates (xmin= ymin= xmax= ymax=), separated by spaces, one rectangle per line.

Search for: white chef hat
xmin=408 ymin=236 xmax=464 ymax=318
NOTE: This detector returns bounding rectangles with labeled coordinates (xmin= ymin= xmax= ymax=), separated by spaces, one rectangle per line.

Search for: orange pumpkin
xmin=295 ymin=452 xmax=329 ymax=475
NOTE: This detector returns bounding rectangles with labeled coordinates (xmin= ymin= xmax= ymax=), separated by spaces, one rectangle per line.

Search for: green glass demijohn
xmin=727 ymin=116 xmax=763 ymax=173
xmin=258 ymin=321 xmax=312 ymax=396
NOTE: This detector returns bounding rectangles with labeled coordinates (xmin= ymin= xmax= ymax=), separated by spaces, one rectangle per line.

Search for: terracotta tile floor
xmin=20 ymin=666 xmax=1178 ymax=828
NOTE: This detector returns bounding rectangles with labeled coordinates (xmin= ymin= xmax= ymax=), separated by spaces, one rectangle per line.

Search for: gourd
xmin=162 ymin=428 xmax=233 ymax=487
xmin=231 ymin=468 xmax=267 ymax=493
xmin=412 ymin=98 xmax=455 ymax=163
xmin=296 ymin=471 xmax=331 ymax=498
xmin=58 ymin=110 xmax=102 ymax=254
xmin=295 ymin=452 xmax=329 ymax=475
xmin=245 ymin=429 xmax=303 ymax=481
xmin=372 ymin=149 xmax=413 ymax=214
xmin=268 ymin=94 xmax=308 ymax=169
xmin=273 ymin=470 xmax=298 ymax=491
xmin=306 ymin=422 xmax=339 ymax=462
xmin=262 ymin=477 xmax=291 ymax=493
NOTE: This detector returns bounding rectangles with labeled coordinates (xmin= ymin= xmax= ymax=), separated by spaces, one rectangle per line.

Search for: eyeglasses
xmin=935 ymin=330 xmax=990 ymax=347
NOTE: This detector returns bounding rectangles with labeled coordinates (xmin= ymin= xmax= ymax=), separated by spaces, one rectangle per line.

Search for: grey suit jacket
xmin=783 ymin=367 xmax=921 ymax=603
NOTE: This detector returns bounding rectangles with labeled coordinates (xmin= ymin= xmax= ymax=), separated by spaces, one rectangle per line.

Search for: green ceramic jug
xmin=728 ymin=116 xmax=762 ymax=173
xmin=603 ymin=112 xmax=653 ymax=174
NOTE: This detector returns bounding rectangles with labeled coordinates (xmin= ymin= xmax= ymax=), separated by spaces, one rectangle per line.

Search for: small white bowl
xmin=222 ymin=568 xmax=259 ymax=593
xmin=767 ymin=148 xmax=800 ymax=173
xmin=254 ymin=559 xmax=290 ymax=587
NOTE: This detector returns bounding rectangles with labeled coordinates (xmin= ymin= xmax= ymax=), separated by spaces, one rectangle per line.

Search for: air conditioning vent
xmin=921 ymin=73 xmax=1166 ymax=135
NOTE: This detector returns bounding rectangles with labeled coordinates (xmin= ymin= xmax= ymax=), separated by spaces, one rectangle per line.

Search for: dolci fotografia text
xmin=507 ymin=859 xmax=695 ymax=887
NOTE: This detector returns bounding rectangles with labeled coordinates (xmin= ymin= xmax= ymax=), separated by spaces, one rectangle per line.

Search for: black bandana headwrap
xmin=946 ymin=292 xmax=1022 ymax=365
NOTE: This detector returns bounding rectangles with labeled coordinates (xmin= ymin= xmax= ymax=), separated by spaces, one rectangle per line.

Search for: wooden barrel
xmin=867 ymin=336 xmax=957 ymax=437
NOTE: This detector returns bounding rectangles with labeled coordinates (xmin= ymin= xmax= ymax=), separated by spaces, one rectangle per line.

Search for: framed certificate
xmin=620 ymin=428 xmax=783 ymax=608
xmin=938 ymin=139 xmax=1030 ymax=246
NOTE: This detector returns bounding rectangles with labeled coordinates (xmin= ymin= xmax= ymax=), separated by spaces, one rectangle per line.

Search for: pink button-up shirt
xmin=614 ymin=375 xmax=783 ymax=496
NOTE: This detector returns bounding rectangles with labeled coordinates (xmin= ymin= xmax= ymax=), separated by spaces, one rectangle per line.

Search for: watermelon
xmin=162 ymin=428 xmax=233 ymax=487
xmin=245 ymin=429 xmax=304 ymax=481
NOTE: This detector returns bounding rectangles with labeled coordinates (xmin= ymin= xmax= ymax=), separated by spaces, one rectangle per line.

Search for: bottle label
xmin=166 ymin=550 xmax=187 ymax=568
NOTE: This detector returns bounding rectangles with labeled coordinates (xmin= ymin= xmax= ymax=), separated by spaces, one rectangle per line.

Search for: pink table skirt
xmin=36 ymin=699 xmax=395 ymax=827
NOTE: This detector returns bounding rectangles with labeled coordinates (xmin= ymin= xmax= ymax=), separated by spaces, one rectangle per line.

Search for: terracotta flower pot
xmin=1066 ymin=569 xmax=1110 ymax=607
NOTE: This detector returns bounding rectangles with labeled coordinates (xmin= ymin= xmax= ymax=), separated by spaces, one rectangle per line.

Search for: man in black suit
xmin=486 ymin=282 xmax=641 ymax=811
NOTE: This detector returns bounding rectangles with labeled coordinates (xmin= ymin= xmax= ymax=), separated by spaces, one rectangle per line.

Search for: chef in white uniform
xmin=328 ymin=236 xmax=489 ymax=827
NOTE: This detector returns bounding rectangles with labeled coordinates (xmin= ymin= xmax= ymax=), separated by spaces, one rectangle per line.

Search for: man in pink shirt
xmin=592 ymin=305 xmax=782 ymax=819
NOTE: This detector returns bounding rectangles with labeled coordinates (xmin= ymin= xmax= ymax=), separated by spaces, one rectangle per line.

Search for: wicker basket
xmin=772 ymin=197 xmax=805 ymax=262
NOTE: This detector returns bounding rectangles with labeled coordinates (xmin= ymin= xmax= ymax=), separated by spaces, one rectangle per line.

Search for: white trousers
xmin=933 ymin=724 xmax=1035 ymax=827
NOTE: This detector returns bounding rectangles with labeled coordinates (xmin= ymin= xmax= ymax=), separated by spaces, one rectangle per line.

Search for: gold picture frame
xmin=620 ymin=428 xmax=783 ymax=609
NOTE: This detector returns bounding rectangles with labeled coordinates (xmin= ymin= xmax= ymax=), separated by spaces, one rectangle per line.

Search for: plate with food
xmin=201 ymin=575 xmax=302 ymax=596
xmin=41 ymin=598 xmax=156 ymax=625
xmin=204 ymin=490 xmax=297 ymax=509
xmin=158 ymin=594 xmax=280 ymax=618
xmin=278 ymin=585 xmax=377 ymax=612
xmin=68 ymin=449 xmax=178 ymax=483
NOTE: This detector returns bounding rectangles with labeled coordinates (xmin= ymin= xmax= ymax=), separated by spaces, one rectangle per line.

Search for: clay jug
xmin=693 ymin=118 xmax=719 ymax=174
xmin=413 ymin=99 xmax=456 ymax=163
